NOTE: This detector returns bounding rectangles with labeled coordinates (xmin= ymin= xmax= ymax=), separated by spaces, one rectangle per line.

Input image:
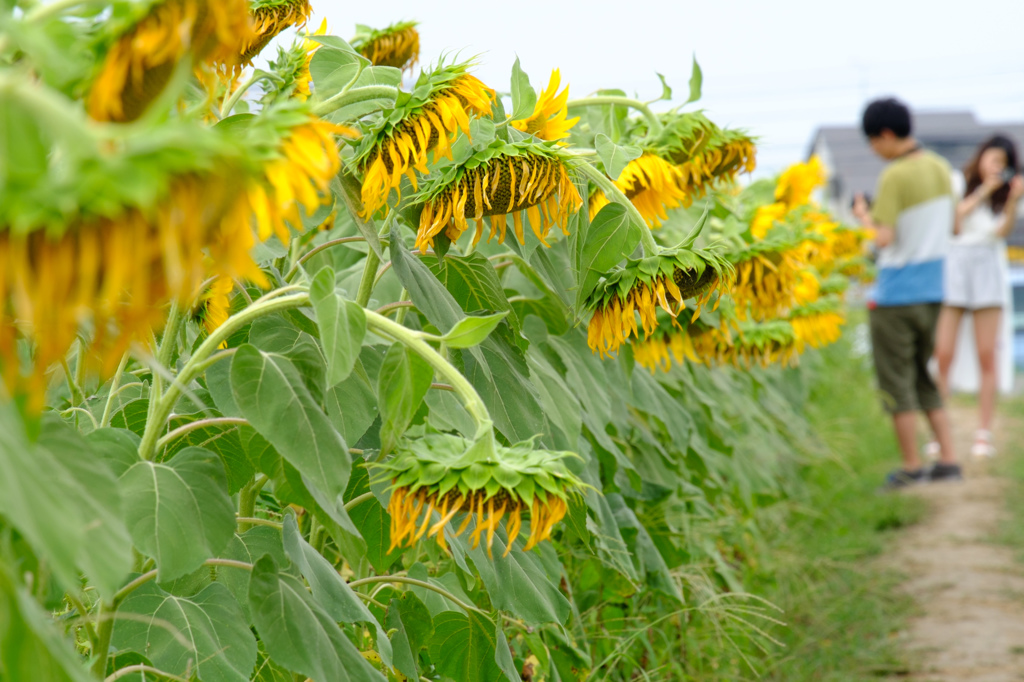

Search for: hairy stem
xmin=284 ymin=236 xmax=368 ymax=281
xmin=100 ymin=352 xmax=131 ymax=428
xmin=566 ymin=95 xmax=664 ymax=135
xmin=155 ymin=417 xmax=249 ymax=451
xmin=313 ymin=85 xmax=398 ymax=118
xmin=137 ymin=293 xmax=310 ymax=461
xmin=346 ymin=575 xmax=489 ymax=616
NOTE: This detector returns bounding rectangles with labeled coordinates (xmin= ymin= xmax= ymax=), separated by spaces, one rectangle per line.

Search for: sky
xmin=305 ymin=0 xmax=1024 ymax=178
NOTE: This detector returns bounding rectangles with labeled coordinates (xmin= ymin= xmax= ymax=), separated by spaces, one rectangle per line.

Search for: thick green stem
xmin=355 ymin=249 xmax=381 ymax=308
xmin=566 ymin=96 xmax=664 ymax=136
xmin=363 ymin=309 xmax=492 ymax=439
xmin=237 ymin=476 xmax=258 ymax=532
xmin=220 ymin=71 xmax=264 ymax=118
xmin=90 ymin=602 xmax=116 ymax=676
xmin=155 ymin=417 xmax=248 ymax=451
xmin=137 ymin=293 xmax=310 ymax=461
xmin=104 ymin=665 xmax=189 ymax=682
xmin=346 ymin=575 xmax=488 ymax=616
xmin=343 ymin=491 xmax=375 ymax=511
xmin=100 ymin=352 xmax=131 ymax=428
xmin=313 ymin=85 xmax=398 ymax=118
xmin=575 ymin=161 xmax=660 ymax=256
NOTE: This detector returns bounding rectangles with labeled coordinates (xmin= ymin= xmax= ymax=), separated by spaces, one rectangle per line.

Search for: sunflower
xmin=633 ymin=328 xmax=698 ymax=373
xmin=689 ymin=320 xmax=799 ymax=370
xmin=588 ymin=153 xmax=690 ymax=228
xmin=750 ymin=202 xmax=788 ymax=240
xmin=354 ymin=61 xmax=494 ymax=219
xmin=193 ymin=276 xmax=235 ymax=347
xmin=260 ymin=18 xmax=326 ymax=104
xmin=649 ymin=112 xmax=757 ymax=201
xmin=585 ymin=246 xmax=732 ymax=357
xmin=414 ymin=139 xmax=582 ymax=252
xmin=789 ymin=298 xmax=845 ymax=352
xmin=87 ymin=0 xmax=254 ymax=122
xmin=0 ymin=174 xmax=263 ymax=409
xmin=351 ymin=21 xmax=420 ymax=72
xmin=511 ymin=70 xmax=579 ymax=142
xmin=374 ymin=434 xmax=585 ymax=557
xmin=727 ymin=239 xmax=807 ymax=322
xmin=239 ymin=0 xmax=312 ymax=63
xmin=775 ymin=155 xmax=826 ymax=209
xmin=247 ymin=116 xmax=358 ymax=244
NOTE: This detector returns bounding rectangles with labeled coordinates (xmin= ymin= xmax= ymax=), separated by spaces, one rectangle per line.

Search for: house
xmin=808 ymin=111 xmax=1024 ymax=245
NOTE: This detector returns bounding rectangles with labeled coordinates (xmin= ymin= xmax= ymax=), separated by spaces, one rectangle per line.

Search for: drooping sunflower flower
xmin=353 ymin=61 xmax=494 ymax=219
xmin=632 ymin=327 xmax=699 ymax=373
xmin=511 ymin=70 xmax=579 ymax=142
xmin=351 ymin=21 xmax=420 ymax=72
xmin=588 ymin=153 xmax=690 ymax=229
xmin=260 ymin=18 xmax=326 ymax=104
xmin=649 ymin=112 xmax=757 ymax=201
xmin=0 ymin=173 xmax=264 ymax=409
xmin=730 ymin=321 xmax=800 ymax=369
xmin=374 ymin=434 xmax=585 ymax=557
xmin=414 ymin=139 xmax=582 ymax=252
xmin=775 ymin=155 xmax=826 ymax=209
xmin=239 ymin=0 xmax=312 ymax=64
xmin=750 ymin=202 xmax=788 ymax=240
xmin=819 ymin=273 xmax=850 ymax=298
xmin=789 ymin=297 xmax=845 ymax=352
xmin=87 ymin=0 xmax=254 ymax=122
xmin=192 ymin=276 xmax=235 ymax=347
xmin=585 ymin=246 xmax=733 ymax=357
xmin=247 ymin=115 xmax=358 ymax=244
xmin=727 ymin=238 xmax=807 ymax=322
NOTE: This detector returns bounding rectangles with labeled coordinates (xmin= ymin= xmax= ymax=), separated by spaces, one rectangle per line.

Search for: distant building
xmin=809 ymin=111 xmax=1024 ymax=245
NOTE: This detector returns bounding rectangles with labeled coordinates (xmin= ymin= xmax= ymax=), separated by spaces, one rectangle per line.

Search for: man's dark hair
xmin=861 ymin=98 xmax=912 ymax=138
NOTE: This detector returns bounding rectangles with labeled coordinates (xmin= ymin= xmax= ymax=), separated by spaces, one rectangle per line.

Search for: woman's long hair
xmin=964 ymin=134 xmax=1019 ymax=213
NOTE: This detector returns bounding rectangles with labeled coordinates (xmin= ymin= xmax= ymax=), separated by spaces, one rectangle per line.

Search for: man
xmin=852 ymin=97 xmax=962 ymax=488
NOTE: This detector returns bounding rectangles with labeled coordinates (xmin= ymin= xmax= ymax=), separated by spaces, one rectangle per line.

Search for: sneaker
xmin=929 ymin=462 xmax=963 ymax=482
xmin=970 ymin=430 xmax=995 ymax=458
xmin=882 ymin=468 xmax=927 ymax=490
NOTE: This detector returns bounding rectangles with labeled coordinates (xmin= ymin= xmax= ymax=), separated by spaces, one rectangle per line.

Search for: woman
xmin=934 ymin=135 xmax=1024 ymax=457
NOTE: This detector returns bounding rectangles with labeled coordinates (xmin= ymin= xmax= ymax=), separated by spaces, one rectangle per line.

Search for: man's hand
xmin=852 ymin=193 xmax=871 ymax=224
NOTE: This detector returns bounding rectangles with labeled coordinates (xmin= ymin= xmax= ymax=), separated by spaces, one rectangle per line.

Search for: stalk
xmin=346 ymin=575 xmax=488 ymax=616
xmin=566 ymin=95 xmax=664 ymax=136
xmin=314 ymin=85 xmax=398 ymax=118
xmin=100 ymin=352 xmax=131 ymax=428
xmin=137 ymin=293 xmax=311 ymax=461
xmin=574 ymin=161 xmax=660 ymax=256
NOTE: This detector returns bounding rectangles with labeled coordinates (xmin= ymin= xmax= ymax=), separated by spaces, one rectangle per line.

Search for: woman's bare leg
xmin=973 ymin=306 xmax=1002 ymax=432
xmin=934 ymin=306 xmax=965 ymax=399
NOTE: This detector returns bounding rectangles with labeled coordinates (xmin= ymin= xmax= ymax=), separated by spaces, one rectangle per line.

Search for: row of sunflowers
xmin=0 ymin=1 xmax=872 ymax=680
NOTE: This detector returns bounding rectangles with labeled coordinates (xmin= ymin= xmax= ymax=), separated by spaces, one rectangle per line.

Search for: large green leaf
xmin=595 ymin=133 xmax=642 ymax=181
xmin=120 ymin=447 xmax=235 ymax=582
xmin=430 ymin=252 xmax=517 ymax=323
xmin=377 ymin=343 xmax=433 ymax=453
xmin=247 ymin=315 xmax=327 ymax=404
xmin=230 ymin=344 xmax=351 ymax=505
xmin=248 ymin=556 xmax=386 ymax=682
xmin=574 ymin=203 xmax=641 ymax=309
xmin=325 ymin=368 xmax=378 ymax=444
xmin=467 ymin=534 xmax=571 ymax=627
xmin=217 ymin=527 xmax=289 ymax=622
xmin=0 ymin=568 xmax=94 ymax=682
xmin=311 ymin=266 xmax=366 ymax=387
xmin=463 ymin=332 xmax=546 ymax=444
xmin=384 ymin=593 xmax=433 ymax=679
xmin=0 ymin=411 xmax=132 ymax=597
xmin=163 ymin=413 xmax=252 ymax=493
xmin=85 ymin=427 xmax=141 ymax=478
xmin=608 ymin=494 xmax=682 ymax=601
xmin=428 ymin=611 xmax=512 ymax=682
xmin=282 ymin=516 xmax=394 ymax=667
xmin=443 ymin=312 xmax=508 ymax=349
xmin=389 ymin=223 xmax=464 ymax=333
xmin=112 ymin=581 xmax=257 ymax=682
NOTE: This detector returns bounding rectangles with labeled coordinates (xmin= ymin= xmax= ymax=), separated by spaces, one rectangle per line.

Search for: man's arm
xmin=852 ymin=193 xmax=895 ymax=247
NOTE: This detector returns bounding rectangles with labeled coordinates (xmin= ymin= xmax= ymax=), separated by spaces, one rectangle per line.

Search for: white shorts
xmin=943 ymin=244 xmax=1007 ymax=310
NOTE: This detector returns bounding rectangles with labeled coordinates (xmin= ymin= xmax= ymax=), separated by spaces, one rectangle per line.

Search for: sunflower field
xmin=0 ymin=2 xmax=875 ymax=681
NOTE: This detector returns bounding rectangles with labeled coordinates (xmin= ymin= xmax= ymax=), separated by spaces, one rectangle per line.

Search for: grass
xmin=715 ymin=322 xmax=926 ymax=680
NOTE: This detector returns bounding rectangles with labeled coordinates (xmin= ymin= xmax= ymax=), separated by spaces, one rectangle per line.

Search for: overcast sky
xmin=307 ymin=0 xmax=1024 ymax=178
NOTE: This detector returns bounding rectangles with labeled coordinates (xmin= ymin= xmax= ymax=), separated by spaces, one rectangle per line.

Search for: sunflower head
xmin=775 ymin=156 xmax=826 ymax=209
xmin=373 ymin=434 xmax=586 ymax=557
xmin=585 ymin=246 xmax=733 ymax=358
xmin=648 ymin=112 xmax=757 ymax=195
xmin=789 ymin=296 xmax=845 ymax=351
xmin=240 ymin=0 xmax=312 ymax=63
xmin=726 ymin=226 xmax=810 ymax=321
xmin=260 ymin=18 xmax=326 ymax=104
xmin=414 ymin=138 xmax=582 ymax=252
xmin=729 ymin=320 xmax=799 ymax=369
xmin=351 ymin=21 xmax=420 ymax=72
xmin=192 ymin=275 xmax=235 ymax=347
xmin=353 ymin=60 xmax=495 ymax=219
xmin=750 ymin=202 xmax=788 ymax=240
xmin=588 ymin=153 xmax=691 ymax=228
xmin=510 ymin=70 xmax=579 ymax=142
xmin=87 ymin=0 xmax=254 ymax=122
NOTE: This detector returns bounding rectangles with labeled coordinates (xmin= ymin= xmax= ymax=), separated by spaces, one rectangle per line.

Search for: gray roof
xmin=811 ymin=111 xmax=1024 ymax=243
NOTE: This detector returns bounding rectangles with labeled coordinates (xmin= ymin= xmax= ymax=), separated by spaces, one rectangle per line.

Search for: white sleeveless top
xmin=953 ymin=203 xmax=1003 ymax=246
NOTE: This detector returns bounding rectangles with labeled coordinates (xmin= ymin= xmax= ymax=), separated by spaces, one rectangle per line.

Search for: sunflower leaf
xmin=443 ymin=312 xmax=508 ymax=349
xmin=594 ymin=134 xmax=642 ymax=182
xmin=510 ymin=57 xmax=537 ymax=120
xmin=655 ymin=72 xmax=672 ymax=102
xmin=686 ymin=54 xmax=703 ymax=105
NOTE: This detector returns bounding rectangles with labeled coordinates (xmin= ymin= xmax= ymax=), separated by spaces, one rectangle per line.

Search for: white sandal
xmin=970 ymin=430 xmax=995 ymax=458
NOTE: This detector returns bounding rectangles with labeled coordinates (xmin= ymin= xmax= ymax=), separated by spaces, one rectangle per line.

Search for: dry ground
xmin=885 ymin=404 xmax=1024 ymax=681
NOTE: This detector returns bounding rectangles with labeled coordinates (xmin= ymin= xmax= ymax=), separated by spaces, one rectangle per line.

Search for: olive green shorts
xmin=868 ymin=303 xmax=943 ymax=414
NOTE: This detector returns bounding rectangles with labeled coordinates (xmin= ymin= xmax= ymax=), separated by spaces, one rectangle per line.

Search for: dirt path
xmin=888 ymin=405 xmax=1024 ymax=681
